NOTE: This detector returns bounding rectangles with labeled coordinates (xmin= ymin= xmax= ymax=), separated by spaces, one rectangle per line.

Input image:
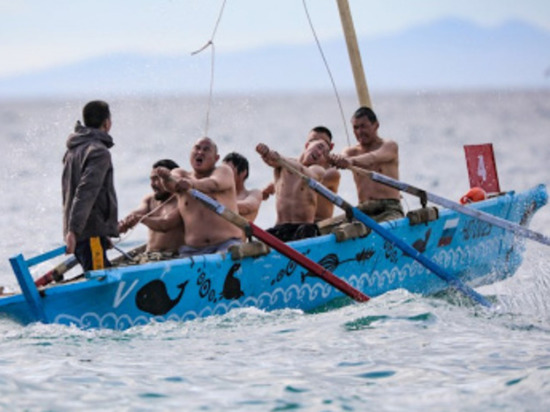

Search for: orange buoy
xmin=460 ymin=187 xmax=487 ymax=205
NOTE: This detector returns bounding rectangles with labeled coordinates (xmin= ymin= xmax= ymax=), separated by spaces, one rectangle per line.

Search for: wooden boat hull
xmin=1 ymin=184 xmax=547 ymax=330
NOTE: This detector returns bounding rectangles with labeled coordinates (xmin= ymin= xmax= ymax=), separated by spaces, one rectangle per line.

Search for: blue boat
xmin=2 ymin=2 xmax=548 ymax=330
xmin=1 ymin=184 xmax=546 ymax=330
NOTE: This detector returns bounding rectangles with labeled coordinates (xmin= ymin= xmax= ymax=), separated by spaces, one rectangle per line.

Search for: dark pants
xmin=74 ymin=236 xmax=112 ymax=272
xmin=267 ymin=223 xmax=320 ymax=243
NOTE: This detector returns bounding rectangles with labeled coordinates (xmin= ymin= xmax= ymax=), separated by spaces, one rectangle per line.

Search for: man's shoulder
xmin=218 ymin=163 xmax=232 ymax=171
xmin=307 ymin=163 xmax=327 ymax=179
xmin=84 ymin=139 xmax=112 ymax=157
xmin=144 ymin=193 xmax=156 ymax=206
xmin=379 ymin=139 xmax=399 ymax=156
xmin=324 ymin=167 xmax=341 ymax=179
xmin=343 ymin=144 xmax=362 ymax=155
xmin=245 ymin=188 xmax=263 ymax=200
xmin=212 ymin=162 xmax=233 ymax=177
xmin=380 ymin=137 xmax=398 ymax=148
xmin=172 ymin=167 xmax=189 ymax=178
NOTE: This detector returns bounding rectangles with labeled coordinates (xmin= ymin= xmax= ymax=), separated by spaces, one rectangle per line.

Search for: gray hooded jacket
xmin=62 ymin=122 xmax=119 ymax=241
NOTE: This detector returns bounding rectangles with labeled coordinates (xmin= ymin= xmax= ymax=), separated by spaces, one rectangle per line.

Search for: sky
xmin=1 ymin=0 xmax=550 ymax=78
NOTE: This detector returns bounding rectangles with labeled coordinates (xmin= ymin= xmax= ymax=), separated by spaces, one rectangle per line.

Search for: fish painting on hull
xmin=136 ymin=279 xmax=189 ymax=316
xmin=222 ymin=263 xmax=244 ymax=299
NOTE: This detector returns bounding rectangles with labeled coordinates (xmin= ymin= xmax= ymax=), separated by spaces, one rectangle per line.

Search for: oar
xmin=34 ymin=255 xmax=77 ymax=287
xmin=187 ymin=188 xmax=370 ymax=303
xmin=276 ymin=157 xmax=492 ymax=308
xmin=110 ymin=243 xmax=147 ymax=266
xmin=34 ymin=243 xmax=146 ymax=287
xmin=349 ymin=166 xmax=550 ymax=247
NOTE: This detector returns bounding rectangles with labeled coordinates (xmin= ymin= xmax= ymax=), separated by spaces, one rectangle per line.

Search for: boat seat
xmin=229 ymin=241 xmax=270 ymax=260
xmin=331 ymin=221 xmax=370 ymax=242
xmin=317 ymin=213 xmax=348 ymax=235
xmin=406 ymin=206 xmax=439 ymax=226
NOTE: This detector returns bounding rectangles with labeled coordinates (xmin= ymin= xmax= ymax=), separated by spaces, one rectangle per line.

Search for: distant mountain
xmin=1 ymin=18 xmax=549 ymax=99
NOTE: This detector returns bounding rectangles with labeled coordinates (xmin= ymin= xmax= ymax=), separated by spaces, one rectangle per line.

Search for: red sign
xmin=464 ymin=144 xmax=501 ymax=193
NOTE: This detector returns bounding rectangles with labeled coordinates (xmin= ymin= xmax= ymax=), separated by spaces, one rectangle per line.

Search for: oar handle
xmin=34 ymin=256 xmax=78 ymax=287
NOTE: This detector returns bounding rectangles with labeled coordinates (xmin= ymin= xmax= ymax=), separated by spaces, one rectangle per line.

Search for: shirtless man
xmin=118 ymin=159 xmax=184 ymax=256
xmin=305 ymin=126 xmax=341 ymax=221
xmin=223 ymin=152 xmax=262 ymax=222
xmin=256 ymin=141 xmax=328 ymax=242
xmin=262 ymin=126 xmax=340 ymax=222
xmin=331 ymin=106 xmax=404 ymax=222
xmin=157 ymin=137 xmax=242 ymax=257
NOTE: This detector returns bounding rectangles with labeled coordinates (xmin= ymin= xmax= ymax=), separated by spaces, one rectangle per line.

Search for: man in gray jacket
xmin=62 ymin=100 xmax=119 ymax=271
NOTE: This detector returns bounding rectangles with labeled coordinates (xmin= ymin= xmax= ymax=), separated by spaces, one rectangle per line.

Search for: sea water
xmin=0 ymin=90 xmax=549 ymax=411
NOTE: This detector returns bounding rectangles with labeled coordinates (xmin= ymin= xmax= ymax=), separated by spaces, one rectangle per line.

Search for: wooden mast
xmin=336 ymin=0 xmax=372 ymax=108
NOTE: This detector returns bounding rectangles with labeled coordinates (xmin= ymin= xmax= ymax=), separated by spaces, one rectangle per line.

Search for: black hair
xmin=83 ymin=100 xmax=111 ymax=128
xmin=352 ymin=106 xmax=378 ymax=124
xmin=311 ymin=125 xmax=332 ymax=141
xmin=153 ymin=159 xmax=179 ymax=170
xmin=223 ymin=152 xmax=249 ymax=179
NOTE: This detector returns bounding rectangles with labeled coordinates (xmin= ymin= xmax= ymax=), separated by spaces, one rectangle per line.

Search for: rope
xmin=302 ymin=0 xmax=351 ymax=146
xmin=115 ymin=194 xmax=176 ymax=245
xmin=191 ymin=0 xmax=228 ymax=137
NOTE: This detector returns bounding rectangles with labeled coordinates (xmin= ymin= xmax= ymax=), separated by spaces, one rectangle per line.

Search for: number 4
xmin=477 ymin=155 xmax=487 ymax=182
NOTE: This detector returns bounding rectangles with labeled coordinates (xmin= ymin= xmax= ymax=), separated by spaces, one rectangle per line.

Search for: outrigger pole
xmin=336 ymin=0 xmax=372 ymax=108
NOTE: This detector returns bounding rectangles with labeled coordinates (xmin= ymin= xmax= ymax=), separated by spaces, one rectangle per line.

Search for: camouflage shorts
xmin=129 ymin=251 xmax=180 ymax=265
xmin=357 ymin=199 xmax=404 ymax=222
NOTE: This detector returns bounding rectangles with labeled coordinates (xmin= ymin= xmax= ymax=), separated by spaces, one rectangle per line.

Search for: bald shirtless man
xmin=256 ymin=142 xmax=328 ymax=242
xmin=157 ymin=137 xmax=242 ymax=257
xmin=331 ymin=106 xmax=404 ymax=222
xmin=262 ymin=126 xmax=340 ymax=222
xmin=223 ymin=152 xmax=262 ymax=222
xmin=118 ymin=159 xmax=184 ymax=257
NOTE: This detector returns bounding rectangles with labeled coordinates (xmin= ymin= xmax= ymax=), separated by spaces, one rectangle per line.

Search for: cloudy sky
xmin=1 ymin=0 xmax=549 ymax=77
